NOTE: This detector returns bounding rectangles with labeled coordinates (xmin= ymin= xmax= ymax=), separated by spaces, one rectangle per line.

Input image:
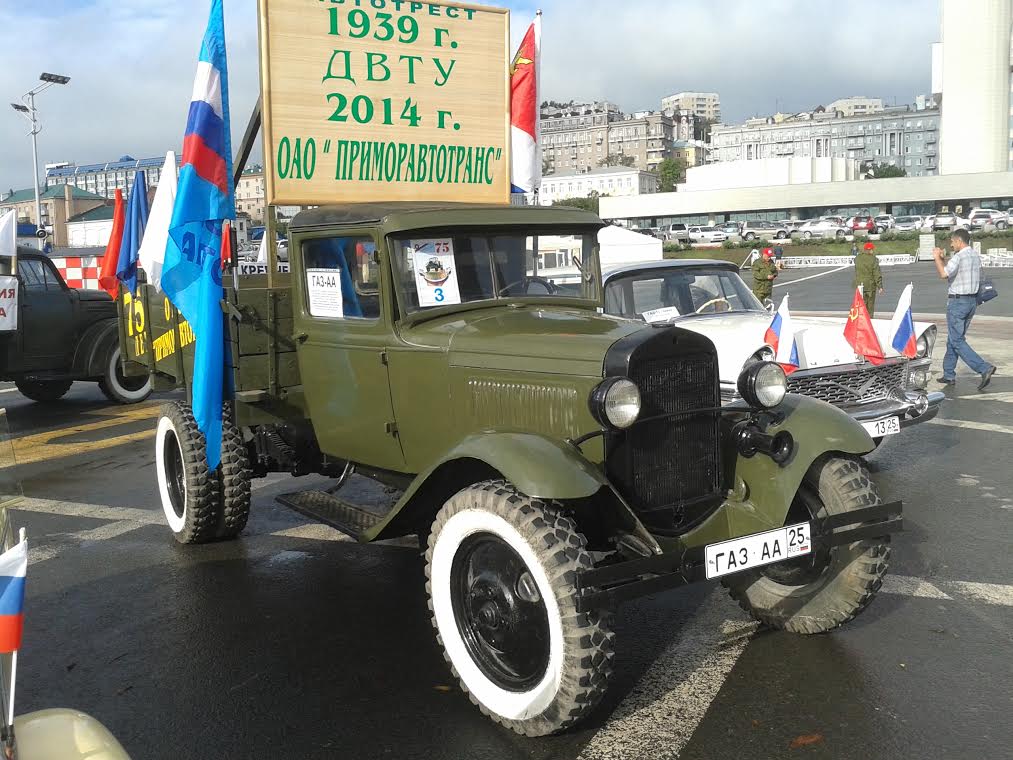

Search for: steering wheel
xmin=695 ymin=297 xmax=732 ymax=314
xmin=498 ymin=276 xmax=559 ymax=296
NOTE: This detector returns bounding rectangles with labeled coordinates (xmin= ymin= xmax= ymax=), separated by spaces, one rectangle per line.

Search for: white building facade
xmin=937 ymin=0 xmax=1012 ymax=175
xmin=661 ymin=92 xmax=721 ymax=122
xmin=827 ymin=96 xmax=884 ymax=117
xmin=539 ymin=168 xmax=658 ymax=205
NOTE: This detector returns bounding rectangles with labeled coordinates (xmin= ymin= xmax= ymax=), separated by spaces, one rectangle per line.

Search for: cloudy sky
xmin=0 ymin=0 xmax=940 ymax=191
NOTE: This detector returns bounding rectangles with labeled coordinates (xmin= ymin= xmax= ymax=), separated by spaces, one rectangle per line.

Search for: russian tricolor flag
xmin=764 ymin=295 xmax=800 ymax=373
xmin=160 ymin=0 xmax=235 ymax=469
xmin=0 ymin=539 xmax=27 ymax=654
xmin=510 ymin=14 xmax=541 ymax=195
xmin=889 ymin=283 xmax=917 ymax=358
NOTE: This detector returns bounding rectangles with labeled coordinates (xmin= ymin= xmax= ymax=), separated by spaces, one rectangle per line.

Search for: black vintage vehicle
xmin=1 ymin=248 xmax=151 ymax=403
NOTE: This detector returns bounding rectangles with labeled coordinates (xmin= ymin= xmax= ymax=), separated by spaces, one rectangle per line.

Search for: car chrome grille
xmin=787 ymin=361 xmax=906 ymax=407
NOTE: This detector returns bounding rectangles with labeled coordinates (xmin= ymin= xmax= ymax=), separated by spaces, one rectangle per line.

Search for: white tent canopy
xmin=597 ymin=224 xmax=663 ymax=269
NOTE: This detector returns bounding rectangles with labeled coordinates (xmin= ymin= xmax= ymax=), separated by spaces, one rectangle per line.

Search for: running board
xmin=276 ymin=490 xmax=384 ymax=540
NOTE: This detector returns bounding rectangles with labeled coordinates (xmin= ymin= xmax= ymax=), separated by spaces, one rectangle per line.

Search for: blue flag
xmin=160 ymin=0 xmax=235 ymax=469
xmin=116 ymin=171 xmax=149 ymax=295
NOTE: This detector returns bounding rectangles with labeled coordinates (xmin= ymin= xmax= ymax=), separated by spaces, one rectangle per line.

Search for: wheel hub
xmin=451 ymin=532 xmax=550 ymax=692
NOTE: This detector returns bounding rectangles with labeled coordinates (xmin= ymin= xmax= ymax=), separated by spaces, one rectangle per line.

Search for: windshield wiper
xmin=571 ymin=254 xmax=594 ymax=284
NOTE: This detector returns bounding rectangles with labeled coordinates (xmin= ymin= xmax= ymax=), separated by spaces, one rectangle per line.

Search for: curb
xmin=796 ymin=311 xmax=1013 ymax=325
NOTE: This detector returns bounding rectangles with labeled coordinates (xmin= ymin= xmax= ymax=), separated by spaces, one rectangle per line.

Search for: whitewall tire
xmin=154 ymin=402 xmax=219 ymax=544
xmin=99 ymin=345 xmax=152 ymax=404
xmin=425 ymin=480 xmax=613 ymax=736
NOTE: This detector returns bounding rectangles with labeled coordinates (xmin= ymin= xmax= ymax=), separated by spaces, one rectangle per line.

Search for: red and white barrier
xmin=50 ymin=255 xmax=102 ymax=290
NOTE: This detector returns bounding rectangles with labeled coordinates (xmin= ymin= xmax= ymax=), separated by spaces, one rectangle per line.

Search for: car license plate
xmin=861 ymin=416 xmax=901 ymax=437
xmin=705 ymin=522 xmax=811 ymax=580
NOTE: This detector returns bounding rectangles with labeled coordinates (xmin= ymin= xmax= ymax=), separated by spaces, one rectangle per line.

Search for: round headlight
xmin=737 ymin=361 xmax=787 ymax=409
xmin=590 ymin=378 xmax=641 ymax=429
xmin=916 ymin=335 xmax=928 ymax=358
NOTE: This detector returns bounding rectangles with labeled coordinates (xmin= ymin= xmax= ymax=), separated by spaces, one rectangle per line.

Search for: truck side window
xmin=38 ymin=259 xmax=65 ymax=291
xmin=301 ymin=236 xmax=380 ymax=320
xmin=17 ymin=260 xmax=46 ymax=291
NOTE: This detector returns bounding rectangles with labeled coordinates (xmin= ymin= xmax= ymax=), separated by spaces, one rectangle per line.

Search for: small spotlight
xmin=39 ymin=73 xmax=70 ymax=85
xmin=10 ymin=103 xmax=29 ymax=113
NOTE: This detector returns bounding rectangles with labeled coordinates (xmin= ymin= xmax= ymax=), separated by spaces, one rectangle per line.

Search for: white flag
xmin=255 ymin=232 xmax=267 ymax=263
xmin=0 ymin=210 xmax=15 ymax=258
xmin=137 ymin=152 xmax=177 ymax=292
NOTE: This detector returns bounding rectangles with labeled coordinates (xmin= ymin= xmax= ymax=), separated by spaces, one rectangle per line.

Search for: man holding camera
xmin=932 ymin=228 xmax=995 ymax=390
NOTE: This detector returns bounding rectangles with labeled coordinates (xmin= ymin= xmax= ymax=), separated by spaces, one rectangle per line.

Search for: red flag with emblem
xmin=844 ymin=286 xmax=885 ymax=365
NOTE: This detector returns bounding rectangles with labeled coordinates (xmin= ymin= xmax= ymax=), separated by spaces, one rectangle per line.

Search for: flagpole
xmin=6 ymin=530 xmax=23 ymax=731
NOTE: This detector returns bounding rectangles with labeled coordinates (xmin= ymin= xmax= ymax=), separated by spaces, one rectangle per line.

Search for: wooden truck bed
xmin=118 ymin=273 xmax=306 ymax=425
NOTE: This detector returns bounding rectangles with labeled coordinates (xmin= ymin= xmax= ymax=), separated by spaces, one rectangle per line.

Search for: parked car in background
xmin=919 ymin=215 xmax=936 ymax=231
xmin=846 ymin=216 xmax=876 ymax=234
xmin=662 ymin=223 xmax=691 ymax=243
xmin=874 ymin=214 xmax=895 ymax=232
xmin=968 ymin=208 xmax=1009 ymax=231
xmin=931 ymin=212 xmax=970 ymax=231
xmin=688 ymin=225 xmax=728 ymax=243
xmin=798 ymin=217 xmax=848 ymax=239
xmin=739 ymin=220 xmax=790 ymax=240
xmin=892 ymin=215 xmax=924 ymax=232
xmin=718 ymin=221 xmax=742 ymax=237
xmin=776 ymin=219 xmax=805 ymax=233
xmin=601 ymin=259 xmax=943 ymax=443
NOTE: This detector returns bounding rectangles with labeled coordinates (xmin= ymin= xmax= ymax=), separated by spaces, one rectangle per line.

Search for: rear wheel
xmin=15 ymin=379 xmax=72 ymax=402
xmin=98 ymin=344 xmax=152 ymax=404
xmin=155 ymin=402 xmax=219 ymax=544
xmin=425 ymin=480 xmax=614 ymax=736
xmin=722 ymin=456 xmax=889 ymax=634
xmin=216 ymin=406 xmax=251 ymax=539
xmin=803 ymin=231 xmax=813 ymax=240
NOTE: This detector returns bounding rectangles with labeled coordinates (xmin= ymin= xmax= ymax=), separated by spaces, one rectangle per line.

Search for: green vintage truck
xmin=2 ymin=248 xmax=151 ymax=404
xmin=120 ymin=203 xmax=901 ymax=736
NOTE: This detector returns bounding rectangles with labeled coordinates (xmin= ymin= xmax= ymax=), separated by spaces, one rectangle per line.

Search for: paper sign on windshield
xmin=0 ymin=277 xmax=17 ymax=331
xmin=412 ymin=239 xmax=460 ymax=307
xmin=306 ymin=268 xmax=345 ymax=318
xmin=641 ymin=306 xmax=682 ymax=323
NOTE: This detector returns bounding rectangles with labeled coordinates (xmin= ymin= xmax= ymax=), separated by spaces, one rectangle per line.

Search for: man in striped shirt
xmin=932 ymin=228 xmax=995 ymax=390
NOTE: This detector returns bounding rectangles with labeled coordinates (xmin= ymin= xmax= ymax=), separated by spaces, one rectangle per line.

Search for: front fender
xmin=364 ymin=432 xmax=611 ymax=542
xmin=676 ymin=394 xmax=874 ymax=551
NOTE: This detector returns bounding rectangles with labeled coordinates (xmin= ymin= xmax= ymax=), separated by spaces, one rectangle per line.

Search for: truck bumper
xmin=573 ymin=500 xmax=902 ymax=612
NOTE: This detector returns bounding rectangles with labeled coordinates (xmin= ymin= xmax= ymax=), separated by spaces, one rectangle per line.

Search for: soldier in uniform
xmin=751 ymin=247 xmax=778 ymax=302
xmin=854 ymin=241 xmax=884 ymax=315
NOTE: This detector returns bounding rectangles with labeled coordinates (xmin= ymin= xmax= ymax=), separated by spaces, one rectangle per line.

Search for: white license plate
xmin=705 ymin=522 xmax=812 ymax=580
xmin=861 ymin=416 xmax=901 ymax=437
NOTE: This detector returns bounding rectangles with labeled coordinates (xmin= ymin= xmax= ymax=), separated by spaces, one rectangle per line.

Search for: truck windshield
xmin=392 ymin=232 xmax=596 ymax=313
xmin=604 ymin=266 xmax=766 ymax=321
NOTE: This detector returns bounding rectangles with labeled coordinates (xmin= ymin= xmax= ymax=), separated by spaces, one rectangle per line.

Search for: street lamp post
xmin=10 ymin=73 xmax=70 ymax=250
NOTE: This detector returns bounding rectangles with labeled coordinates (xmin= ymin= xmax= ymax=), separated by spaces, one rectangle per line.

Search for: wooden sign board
xmin=258 ymin=0 xmax=511 ymax=206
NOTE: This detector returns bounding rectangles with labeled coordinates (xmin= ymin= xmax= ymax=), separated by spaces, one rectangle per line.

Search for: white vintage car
xmin=601 ymin=259 xmax=944 ymax=441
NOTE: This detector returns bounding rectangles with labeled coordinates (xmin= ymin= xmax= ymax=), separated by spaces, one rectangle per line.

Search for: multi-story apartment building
xmin=541 ymin=103 xmax=697 ymax=175
xmin=45 ymin=155 xmax=180 ymax=200
xmin=709 ymin=105 xmax=941 ymax=177
xmin=826 ymin=96 xmax=884 ymax=117
xmin=661 ymin=92 xmax=721 ymax=122
xmin=538 ymin=167 xmax=658 ymax=205
xmin=235 ymin=169 xmax=266 ymax=224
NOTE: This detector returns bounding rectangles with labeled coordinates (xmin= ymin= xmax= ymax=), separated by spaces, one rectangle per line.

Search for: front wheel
xmin=15 ymin=379 xmax=73 ymax=402
xmin=803 ymin=231 xmax=813 ymax=240
xmin=722 ymin=456 xmax=889 ymax=634
xmin=425 ymin=480 xmax=614 ymax=736
xmin=98 ymin=344 xmax=152 ymax=404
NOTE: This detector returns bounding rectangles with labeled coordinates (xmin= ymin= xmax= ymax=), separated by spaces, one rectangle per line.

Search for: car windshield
xmin=392 ymin=230 xmax=596 ymax=314
xmin=604 ymin=266 xmax=765 ymax=321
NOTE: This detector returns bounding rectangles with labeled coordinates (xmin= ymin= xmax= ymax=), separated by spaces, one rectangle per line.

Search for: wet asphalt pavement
xmin=5 ymin=267 xmax=1013 ymax=760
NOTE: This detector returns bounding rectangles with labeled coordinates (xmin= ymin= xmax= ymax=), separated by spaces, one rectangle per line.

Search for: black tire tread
xmin=216 ymin=405 xmax=251 ymax=539
xmin=15 ymin=379 xmax=72 ymax=402
xmin=160 ymin=401 xmax=220 ymax=545
xmin=425 ymin=479 xmax=614 ymax=737
xmin=723 ymin=456 xmax=890 ymax=634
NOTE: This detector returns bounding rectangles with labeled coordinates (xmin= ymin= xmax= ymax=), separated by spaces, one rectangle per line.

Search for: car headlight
xmin=737 ymin=361 xmax=787 ymax=409
xmin=589 ymin=378 xmax=641 ymax=429
xmin=916 ymin=326 xmax=936 ymax=358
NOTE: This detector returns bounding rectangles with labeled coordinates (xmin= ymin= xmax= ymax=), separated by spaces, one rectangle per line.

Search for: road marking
xmin=269 ymin=524 xmax=350 ymax=542
xmin=14 ymin=497 xmax=162 ymax=525
xmin=957 ymin=391 xmax=1013 ymax=403
xmin=8 ymin=404 xmax=161 ymax=466
xmin=881 ymin=574 xmax=952 ymax=599
xmin=927 ymin=418 xmax=1013 ymax=435
xmin=0 ymin=388 xmax=19 ymax=395
xmin=580 ymin=591 xmax=756 ymax=760
xmin=27 ymin=520 xmax=144 ymax=565
xmin=945 ymin=581 xmax=1013 ymax=608
xmin=773 ymin=265 xmax=850 ymax=289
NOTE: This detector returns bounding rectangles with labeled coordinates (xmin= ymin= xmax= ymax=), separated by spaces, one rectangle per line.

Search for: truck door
xmin=17 ymin=257 xmax=74 ymax=369
xmin=293 ymin=234 xmax=406 ymax=472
